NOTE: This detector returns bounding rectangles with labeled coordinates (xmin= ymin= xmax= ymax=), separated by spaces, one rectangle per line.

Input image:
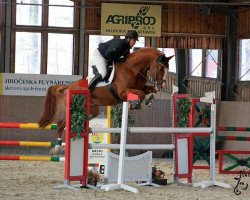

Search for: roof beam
xmin=95 ymin=0 xmax=250 ymax=6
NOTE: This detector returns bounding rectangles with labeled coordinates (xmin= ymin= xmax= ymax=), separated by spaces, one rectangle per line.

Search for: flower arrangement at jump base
xmin=152 ymin=165 xmax=168 ymax=185
xmin=87 ymin=170 xmax=100 ymax=186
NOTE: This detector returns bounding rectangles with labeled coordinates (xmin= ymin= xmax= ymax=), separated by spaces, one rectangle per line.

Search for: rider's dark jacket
xmin=98 ymin=38 xmax=131 ymax=62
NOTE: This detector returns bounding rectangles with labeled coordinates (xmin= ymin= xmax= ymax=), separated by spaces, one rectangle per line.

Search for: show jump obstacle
xmin=191 ymin=92 xmax=230 ymax=188
xmin=57 ymin=86 xmax=223 ymax=192
xmin=87 ymin=89 xmax=231 ymax=191
xmin=0 ymin=81 xmax=232 ymax=192
xmin=173 ymin=88 xmax=250 ymax=179
xmin=0 ymin=129 xmax=66 ymax=162
xmin=54 ymin=81 xmax=91 ymax=190
xmin=172 ymin=87 xmax=231 ymax=189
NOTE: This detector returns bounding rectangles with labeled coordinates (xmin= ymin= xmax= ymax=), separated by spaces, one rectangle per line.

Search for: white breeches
xmin=92 ymin=49 xmax=107 ymax=79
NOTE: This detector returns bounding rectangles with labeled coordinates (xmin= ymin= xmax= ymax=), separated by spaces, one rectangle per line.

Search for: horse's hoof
xmin=129 ymin=100 xmax=142 ymax=110
xmin=144 ymin=94 xmax=155 ymax=107
xmin=50 ymin=148 xmax=59 ymax=156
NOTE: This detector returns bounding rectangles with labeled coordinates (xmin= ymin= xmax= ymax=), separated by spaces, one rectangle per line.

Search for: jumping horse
xmin=38 ymin=47 xmax=174 ymax=154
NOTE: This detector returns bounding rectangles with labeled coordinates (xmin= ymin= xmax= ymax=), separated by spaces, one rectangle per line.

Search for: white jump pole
xmin=90 ymin=127 xmax=212 ymax=134
xmin=193 ymin=92 xmax=231 ymax=189
xmin=101 ymin=101 xmax=139 ymax=193
xmin=90 ymin=143 xmax=175 ymax=150
xmin=172 ymin=85 xmax=178 ymax=183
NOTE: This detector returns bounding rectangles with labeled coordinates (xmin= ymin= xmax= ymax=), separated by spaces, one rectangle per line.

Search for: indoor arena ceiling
xmin=85 ymin=0 xmax=250 ymax=8
xmin=85 ymin=0 xmax=250 ymax=6
xmin=84 ymin=0 xmax=250 ymax=15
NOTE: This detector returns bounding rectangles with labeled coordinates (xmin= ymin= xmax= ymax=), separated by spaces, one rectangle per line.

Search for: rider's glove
xmin=116 ymin=56 xmax=126 ymax=63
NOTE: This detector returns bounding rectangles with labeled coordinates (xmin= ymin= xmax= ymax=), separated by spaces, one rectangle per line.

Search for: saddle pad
xmin=87 ymin=64 xmax=115 ymax=87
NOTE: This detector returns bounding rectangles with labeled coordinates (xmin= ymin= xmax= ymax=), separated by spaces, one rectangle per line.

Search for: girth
xmin=107 ymin=84 xmax=123 ymax=103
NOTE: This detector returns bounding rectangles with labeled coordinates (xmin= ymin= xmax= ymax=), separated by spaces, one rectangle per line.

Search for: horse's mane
xmin=124 ymin=48 xmax=162 ymax=65
xmin=128 ymin=47 xmax=162 ymax=59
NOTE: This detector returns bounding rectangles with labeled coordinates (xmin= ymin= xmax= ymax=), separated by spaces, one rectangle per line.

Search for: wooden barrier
xmin=218 ymin=150 xmax=250 ymax=174
xmin=173 ymin=90 xmax=250 ymax=182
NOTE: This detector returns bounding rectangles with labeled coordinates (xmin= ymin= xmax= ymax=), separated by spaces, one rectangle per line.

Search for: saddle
xmin=88 ymin=62 xmax=115 ymax=88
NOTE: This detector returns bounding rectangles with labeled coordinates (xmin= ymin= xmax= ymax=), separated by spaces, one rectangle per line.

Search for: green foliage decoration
xmin=198 ymin=105 xmax=211 ymax=126
xmin=177 ymin=98 xmax=191 ymax=127
xmin=110 ymin=103 xmax=135 ymax=155
xmin=70 ymin=94 xmax=92 ymax=139
xmin=111 ymin=104 xmax=135 ymax=129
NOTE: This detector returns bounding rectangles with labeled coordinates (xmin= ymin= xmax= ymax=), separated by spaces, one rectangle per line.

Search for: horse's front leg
xmin=121 ymin=88 xmax=146 ymax=101
xmin=142 ymin=85 xmax=157 ymax=95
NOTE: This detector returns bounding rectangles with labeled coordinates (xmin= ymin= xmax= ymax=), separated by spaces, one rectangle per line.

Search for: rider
xmin=88 ymin=30 xmax=139 ymax=90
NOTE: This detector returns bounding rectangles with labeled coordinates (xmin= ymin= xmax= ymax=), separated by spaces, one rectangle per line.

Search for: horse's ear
xmin=167 ymin=55 xmax=175 ymax=61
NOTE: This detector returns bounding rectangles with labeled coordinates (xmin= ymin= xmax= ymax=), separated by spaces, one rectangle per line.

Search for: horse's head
xmin=148 ymin=51 xmax=174 ymax=88
xmin=125 ymin=48 xmax=174 ymax=89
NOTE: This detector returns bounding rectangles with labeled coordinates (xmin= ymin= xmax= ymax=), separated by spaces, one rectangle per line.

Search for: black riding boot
xmin=88 ymin=73 xmax=102 ymax=90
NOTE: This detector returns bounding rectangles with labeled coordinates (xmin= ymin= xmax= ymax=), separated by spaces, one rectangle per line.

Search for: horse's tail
xmin=38 ymin=86 xmax=59 ymax=128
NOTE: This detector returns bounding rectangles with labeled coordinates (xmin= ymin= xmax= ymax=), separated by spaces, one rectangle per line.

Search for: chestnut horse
xmin=38 ymin=47 xmax=173 ymax=154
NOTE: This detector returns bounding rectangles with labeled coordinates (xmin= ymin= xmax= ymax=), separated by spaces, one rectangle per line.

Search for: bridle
xmin=138 ymin=54 xmax=169 ymax=87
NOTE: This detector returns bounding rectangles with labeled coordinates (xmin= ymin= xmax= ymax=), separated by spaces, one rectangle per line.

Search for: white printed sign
xmin=88 ymin=118 xmax=110 ymax=174
xmin=0 ymin=73 xmax=82 ymax=96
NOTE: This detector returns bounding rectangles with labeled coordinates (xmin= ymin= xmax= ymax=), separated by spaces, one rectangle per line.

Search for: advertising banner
xmin=88 ymin=118 xmax=110 ymax=174
xmin=101 ymin=3 xmax=162 ymax=37
xmin=0 ymin=73 xmax=82 ymax=96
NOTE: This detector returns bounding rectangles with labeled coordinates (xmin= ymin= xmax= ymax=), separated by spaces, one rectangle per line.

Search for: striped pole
xmin=0 ymin=140 xmax=65 ymax=147
xmin=0 ymin=122 xmax=57 ymax=130
xmin=218 ymin=127 xmax=250 ymax=131
xmin=88 ymin=163 xmax=99 ymax=168
xmin=216 ymin=136 xmax=250 ymax=141
xmin=0 ymin=155 xmax=65 ymax=162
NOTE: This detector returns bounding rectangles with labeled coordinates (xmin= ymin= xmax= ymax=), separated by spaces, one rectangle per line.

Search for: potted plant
xmin=152 ymin=165 xmax=168 ymax=185
xmin=87 ymin=170 xmax=100 ymax=186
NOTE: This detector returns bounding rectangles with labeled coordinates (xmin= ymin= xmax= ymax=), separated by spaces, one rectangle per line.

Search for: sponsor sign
xmin=101 ymin=3 xmax=162 ymax=37
xmin=0 ymin=73 xmax=82 ymax=96
xmin=88 ymin=118 xmax=110 ymax=174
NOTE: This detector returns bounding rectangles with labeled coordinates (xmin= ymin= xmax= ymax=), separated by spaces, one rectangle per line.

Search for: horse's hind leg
xmin=50 ymin=119 xmax=66 ymax=155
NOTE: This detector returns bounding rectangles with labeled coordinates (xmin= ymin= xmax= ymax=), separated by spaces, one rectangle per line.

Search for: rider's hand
xmin=107 ymin=60 xmax=113 ymax=67
xmin=116 ymin=56 xmax=126 ymax=63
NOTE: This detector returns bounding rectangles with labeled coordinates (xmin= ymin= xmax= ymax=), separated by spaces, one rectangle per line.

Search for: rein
xmin=137 ymin=61 xmax=167 ymax=87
